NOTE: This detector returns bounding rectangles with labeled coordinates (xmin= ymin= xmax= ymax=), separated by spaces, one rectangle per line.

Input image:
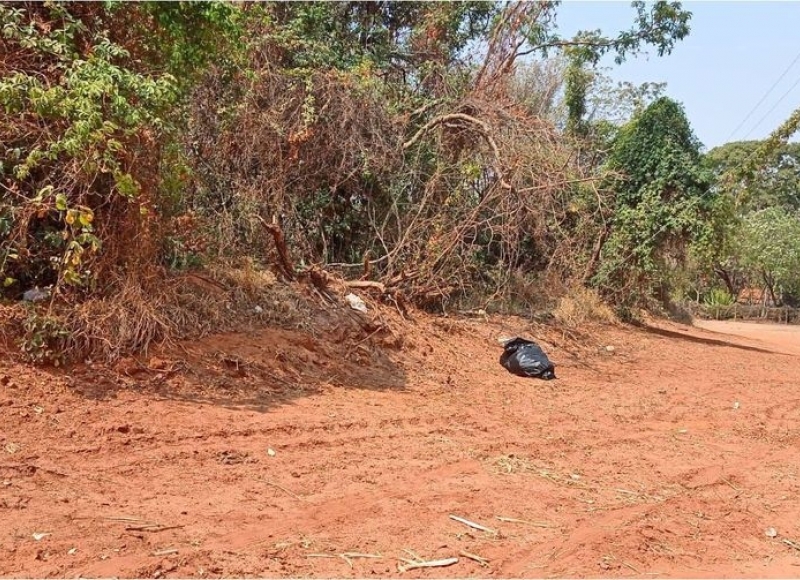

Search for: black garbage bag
xmin=499 ymin=337 xmax=556 ymax=380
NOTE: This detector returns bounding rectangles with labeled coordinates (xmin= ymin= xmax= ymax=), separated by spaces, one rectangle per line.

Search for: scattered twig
xmin=449 ymin=514 xmax=496 ymax=534
xmin=496 ymin=516 xmax=556 ymax=528
xmin=398 ymin=557 xmax=459 ymax=573
xmin=341 ymin=552 xmax=381 ymax=568
xmin=310 ymin=552 xmax=381 ymax=563
xmin=345 ymin=280 xmax=387 ymax=293
xmin=341 ymin=552 xmax=382 ymax=559
xmin=264 ymin=480 xmax=305 ymax=502
xmin=783 ymin=538 xmax=800 ymax=552
xmin=125 ymin=524 xmax=185 ymax=532
xmin=151 ymin=548 xmax=179 ymax=556
xmin=2 ymin=463 xmax=68 ymax=478
xmin=346 ymin=327 xmax=384 ymax=357
xmin=622 ymin=561 xmax=641 ymax=574
xmin=721 ymin=478 xmax=742 ymax=493
xmin=460 ymin=550 xmax=490 ymax=566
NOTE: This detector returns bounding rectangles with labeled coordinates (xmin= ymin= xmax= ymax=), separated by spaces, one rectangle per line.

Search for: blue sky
xmin=555 ymin=1 xmax=800 ymax=151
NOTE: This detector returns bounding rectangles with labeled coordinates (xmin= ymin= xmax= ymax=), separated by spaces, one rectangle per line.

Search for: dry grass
xmin=3 ymin=263 xmax=313 ymax=364
xmin=493 ymin=454 xmax=539 ymax=475
xmin=553 ymin=286 xmax=617 ymax=328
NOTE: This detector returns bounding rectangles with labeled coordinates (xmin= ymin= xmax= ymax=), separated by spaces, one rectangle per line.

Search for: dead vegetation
xmin=1 ymin=3 xmax=616 ymax=363
xmin=553 ymin=286 xmax=618 ymax=328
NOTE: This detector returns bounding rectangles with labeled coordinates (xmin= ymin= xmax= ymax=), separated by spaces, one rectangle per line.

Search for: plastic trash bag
xmin=499 ymin=337 xmax=556 ymax=380
xmin=22 ymin=287 xmax=50 ymax=302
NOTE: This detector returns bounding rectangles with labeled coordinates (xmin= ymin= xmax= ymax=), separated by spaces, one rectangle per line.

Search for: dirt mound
xmin=2 ymin=310 xmax=800 ymax=577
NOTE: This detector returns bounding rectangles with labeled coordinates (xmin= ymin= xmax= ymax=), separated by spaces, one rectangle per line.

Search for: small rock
xmin=345 ymin=292 xmax=368 ymax=313
xmin=605 ymin=345 xmax=615 ymax=352
xmin=267 ymin=448 xmax=276 ymax=457
xmin=765 ymin=527 xmax=778 ymax=538
xmin=254 ymin=305 xmax=263 ymax=314
xmin=733 ymin=401 xmax=740 ymax=410
xmin=68 ymin=547 xmax=77 ymax=555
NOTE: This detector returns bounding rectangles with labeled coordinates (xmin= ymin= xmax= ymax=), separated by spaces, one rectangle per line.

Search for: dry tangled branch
xmin=185 ymin=23 xmax=601 ymax=312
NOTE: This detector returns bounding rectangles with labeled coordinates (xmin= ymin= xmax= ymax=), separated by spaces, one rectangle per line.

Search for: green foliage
xmin=707 ymin=140 xmax=800 ymax=211
xmin=564 ymin=54 xmax=592 ymax=137
xmin=263 ymin=2 xmax=496 ymax=74
xmin=137 ymin=1 xmax=245 ymax=86
xmin=536 ymin=1 xmax=691 ymax=65
xmin=703 ymin=287 xmax=734 ymax=307
xmin=0 ymin=3 xmax=181 ymax=296
xmin=739 ymin=207 xmax=800 ymax=302
xmin=19 ymin=309 xmax=69 ymax=366
xmin=596 ymin=97 xmax=712 ymax=304
xmin=691 ymin=110 xmax=800 ymax=302
xmin=724 ymin=106 xmax=800 ymax=203
xmin=1 ymin=0 xmax=702 ymax=362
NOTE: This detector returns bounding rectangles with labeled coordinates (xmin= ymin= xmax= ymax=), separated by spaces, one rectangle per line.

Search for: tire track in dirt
xmin=3 ymin=318 xmax=800 ymax=576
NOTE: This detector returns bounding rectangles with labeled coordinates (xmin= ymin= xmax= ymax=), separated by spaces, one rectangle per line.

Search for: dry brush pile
xmin=1 ymin=2 xmax=621 ymax=363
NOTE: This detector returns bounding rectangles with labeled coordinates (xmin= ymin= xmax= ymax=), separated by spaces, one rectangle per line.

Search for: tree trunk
xmin=582 ymin=224 xmax=612 ymax=285
xmin=762 ymin=270 xmax=780 ymax=307
xmin=713 ymin=263 xmax=738 ymax=299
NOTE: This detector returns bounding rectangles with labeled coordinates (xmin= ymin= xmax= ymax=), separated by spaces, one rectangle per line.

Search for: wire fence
xmin=688 ymin=303 xmax=800 ymax=324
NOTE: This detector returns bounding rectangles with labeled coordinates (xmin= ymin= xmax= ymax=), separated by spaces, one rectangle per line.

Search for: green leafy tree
xmin=707 ymin=140 xmax=800 ymax=211
xmin=691 ymin=111 xmax=800 ymax=299
xmin=739 ymin=207 xmax=800 ymax=305
xmin=594 ymin=97 xmax=712 ymax=308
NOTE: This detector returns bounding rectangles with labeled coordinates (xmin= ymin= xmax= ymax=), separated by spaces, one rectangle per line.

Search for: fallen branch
xmin=345 ymin=280 xmax=387 ymax=293
xmin=398 ymin=557 xmax=459 ymax=573
xmin=449 ymin=514 xmax=496 ymax=534
xmin=460 ymin=550 xmax=490 ymax=566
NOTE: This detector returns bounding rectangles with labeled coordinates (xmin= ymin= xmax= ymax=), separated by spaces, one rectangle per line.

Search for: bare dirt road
xmin=695 ymin=319 xmax=800 ymax=356
xmin=2 ymin=315 xmax=800 ymax=578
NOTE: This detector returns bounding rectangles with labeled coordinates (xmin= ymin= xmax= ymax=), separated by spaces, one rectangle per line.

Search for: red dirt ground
xmin=2 ymin=310 xmax=800 ymax=578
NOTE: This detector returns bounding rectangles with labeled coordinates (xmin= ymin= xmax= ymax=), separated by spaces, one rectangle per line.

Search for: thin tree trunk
xmin=582 ymin=224 xmax=611 ymax=285
xmin=763 ymin=270 xmax=780 ymax=307
xmin=713 ymin=263 xmax=737 ymax=298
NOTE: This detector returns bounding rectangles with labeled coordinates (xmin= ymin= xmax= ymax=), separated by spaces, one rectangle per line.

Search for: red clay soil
xmin=2 ymin=312 xmax=800 ymax=578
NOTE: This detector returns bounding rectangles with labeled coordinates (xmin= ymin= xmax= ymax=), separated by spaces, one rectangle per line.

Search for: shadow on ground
xmin=48 ymin=309 xmax=408 ymax=414
xmin=631 ymin=320 xmax=779 ymax=355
